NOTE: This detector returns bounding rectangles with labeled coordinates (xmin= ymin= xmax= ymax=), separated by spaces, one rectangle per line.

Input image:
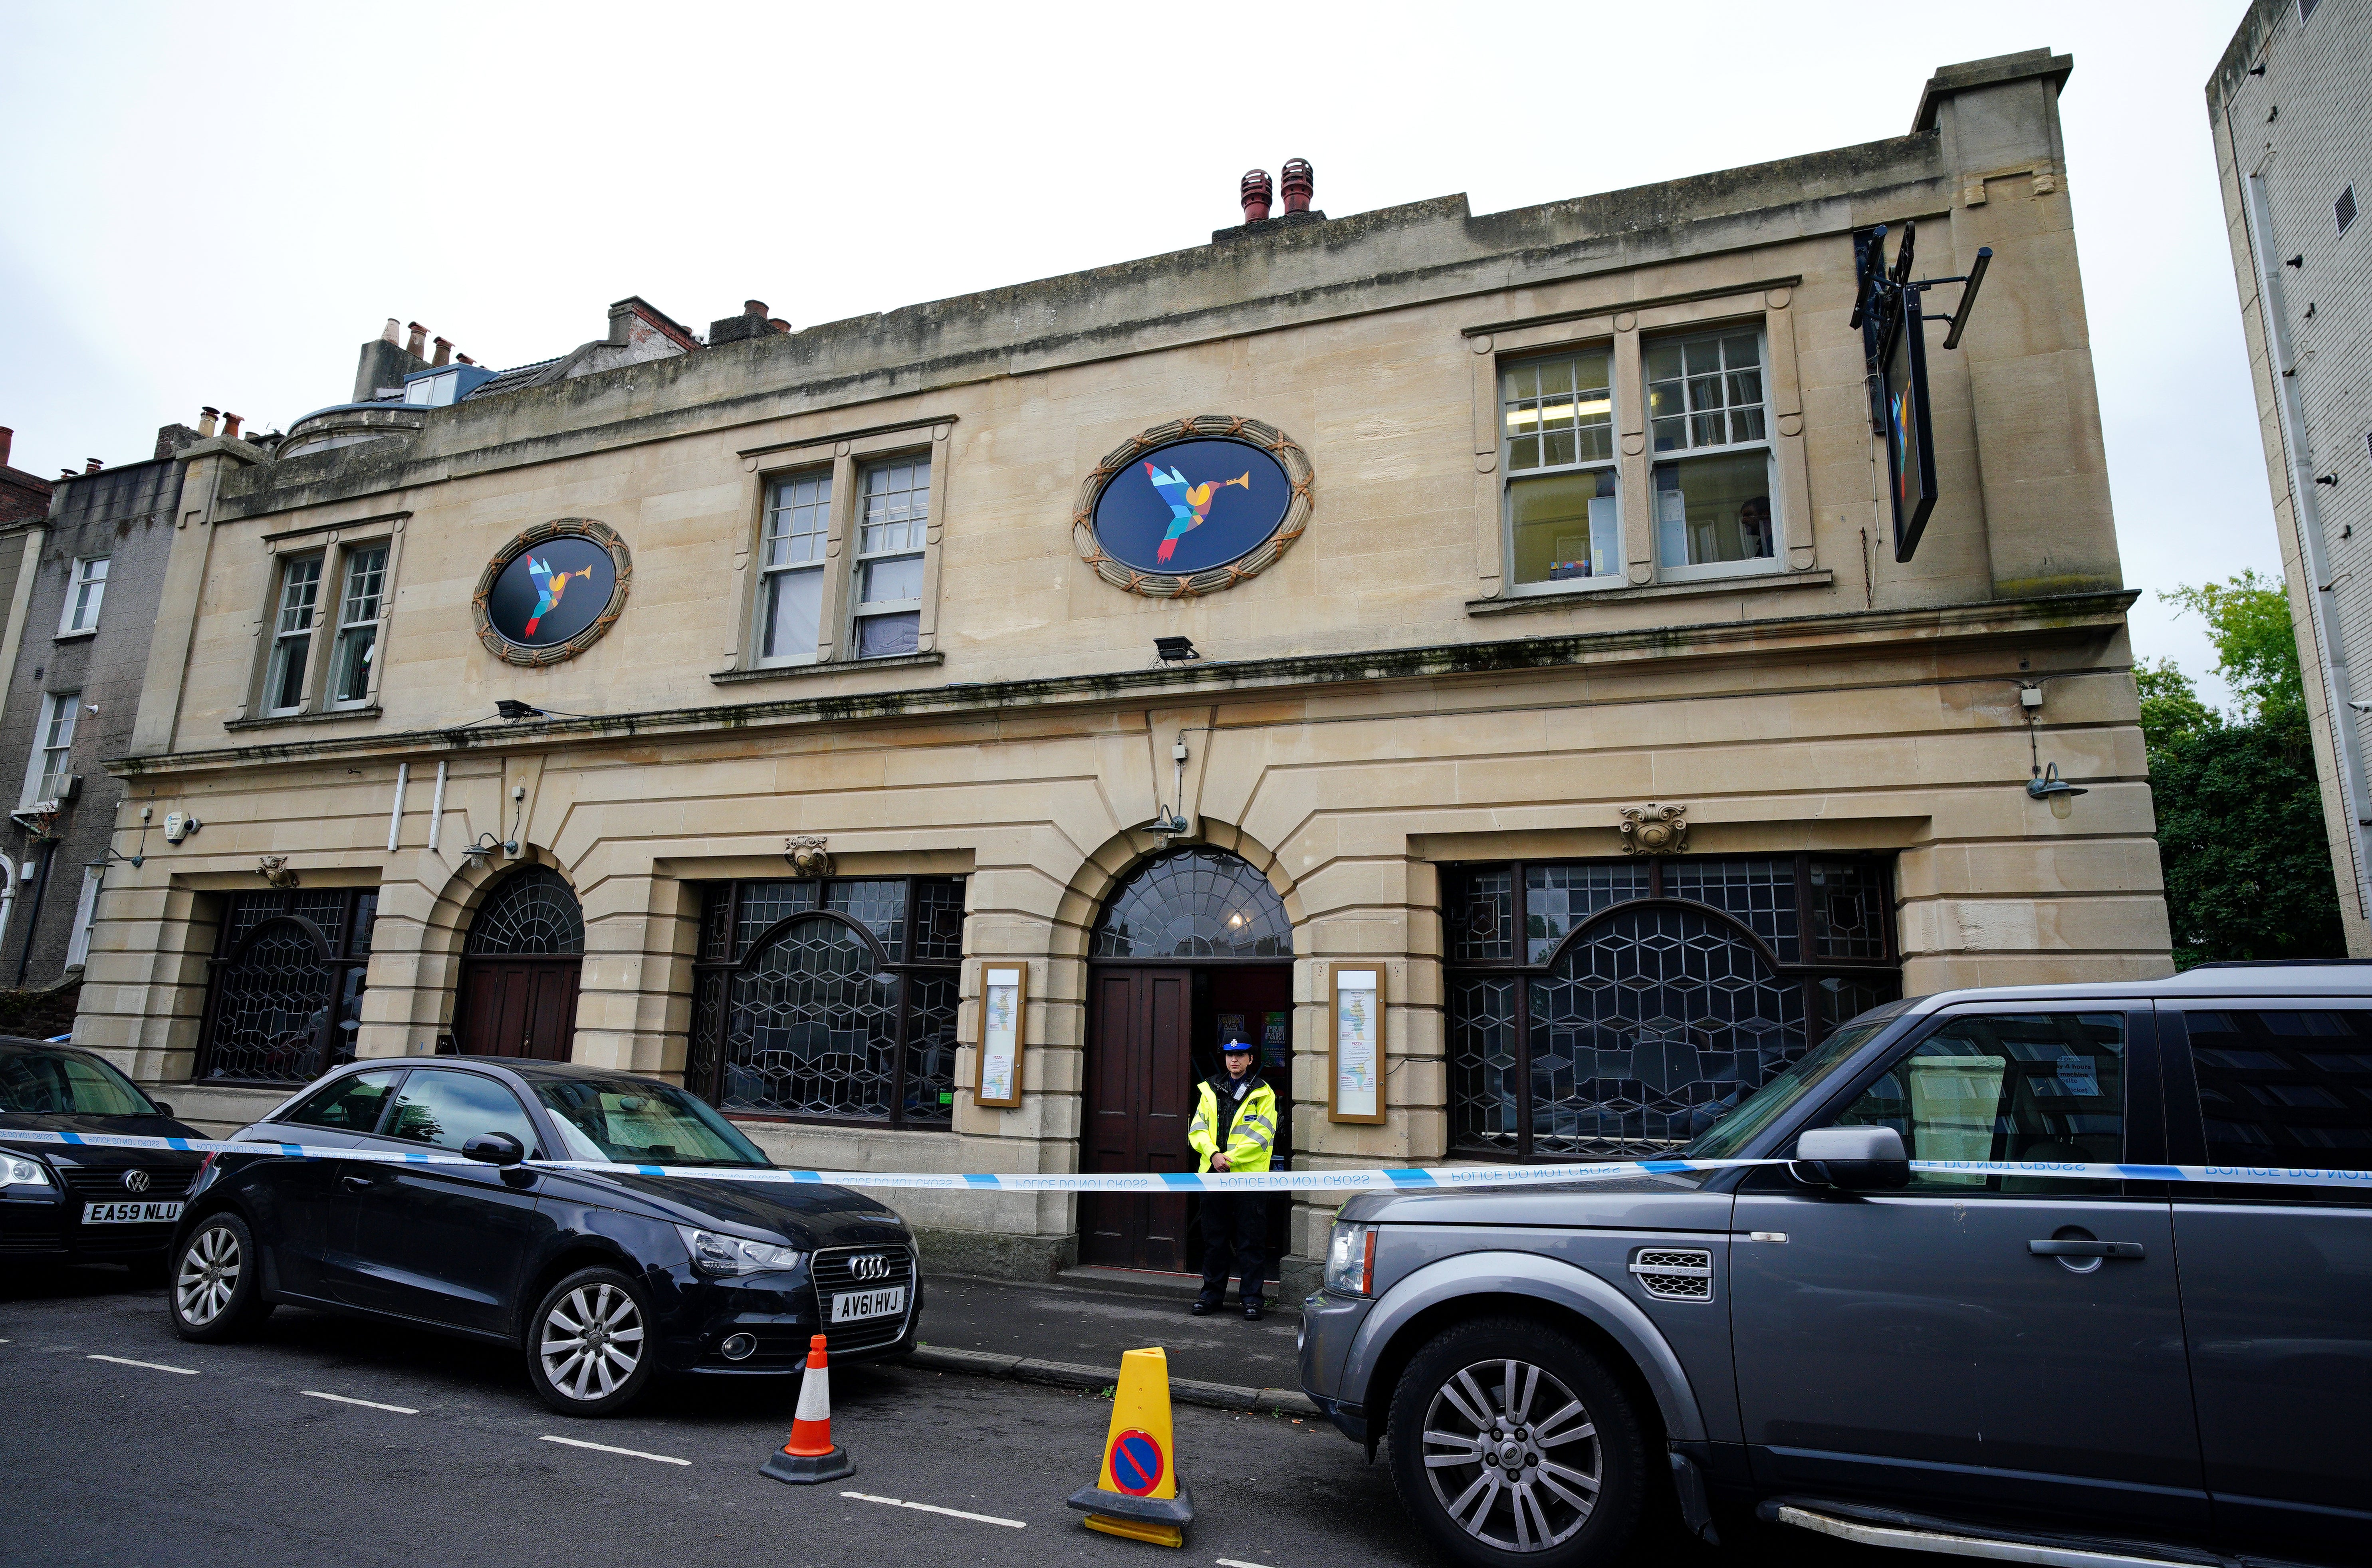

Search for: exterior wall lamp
xmin=2027 ymin=761 xmax=2088 ymax=819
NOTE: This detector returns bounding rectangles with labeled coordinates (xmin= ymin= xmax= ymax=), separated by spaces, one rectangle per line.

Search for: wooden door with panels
xmin=1079 ymin=966 xmax=1196 ymax=1269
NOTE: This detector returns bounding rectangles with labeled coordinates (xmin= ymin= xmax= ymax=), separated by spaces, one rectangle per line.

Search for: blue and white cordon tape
xmin=4 ymin=1128 xmax=2370 ymax=1192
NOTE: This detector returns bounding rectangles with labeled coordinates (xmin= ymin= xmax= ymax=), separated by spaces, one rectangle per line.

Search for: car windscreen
xmin=0 ymin=1049 xmax=159 ymax=1117
xmin=532 ymin=1078 xmax=771 ymax=1168
xmin=1677 ymin=1011 xmax=1904 ymax=1162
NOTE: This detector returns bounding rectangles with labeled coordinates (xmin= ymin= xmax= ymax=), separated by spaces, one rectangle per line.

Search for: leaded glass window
xmin=1091 ymin=849 xmax=1292 ymax=959
xmin=465 ymin=867 xmax=585 ymax=955
xmin=689 ymin=875 xmax=965 ymax=1127
xmin=198 ymin=888 xmax=380 ymax=1084
xmin=1444 ymin=854 xmax=1897 ymax=1159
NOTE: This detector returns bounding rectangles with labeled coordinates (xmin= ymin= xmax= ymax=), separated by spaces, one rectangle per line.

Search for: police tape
xmin=6 ymin=1127 xmax=2372 ymax=1192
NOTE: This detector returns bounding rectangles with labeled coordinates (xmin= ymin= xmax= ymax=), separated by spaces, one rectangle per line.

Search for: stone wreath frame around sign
xmin=1071 ymin=414 xmax=1315 ymax=599
xmin=470 ymin=517 xmax=635 ymax=668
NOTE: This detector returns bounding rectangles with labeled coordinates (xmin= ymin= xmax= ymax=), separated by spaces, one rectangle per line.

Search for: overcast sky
xmin=1 ymin=0 xmax=2273 ymax=704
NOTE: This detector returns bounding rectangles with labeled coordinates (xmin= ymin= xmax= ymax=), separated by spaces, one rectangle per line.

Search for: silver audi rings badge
xmin=849 ymin=1253 xmax=890 ymax=1283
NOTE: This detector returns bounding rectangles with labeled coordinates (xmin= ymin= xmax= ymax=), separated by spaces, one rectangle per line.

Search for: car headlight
xmin=1325 ymin=1221 xmax=1377 ymax=1296
xmin=1 ymin=1154 xmax=53 ymax=1189
xmin=677 ymin=1225 xmax=803 ymax=1277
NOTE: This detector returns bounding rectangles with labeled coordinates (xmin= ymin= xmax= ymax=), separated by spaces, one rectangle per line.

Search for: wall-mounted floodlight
xmin=1154 ymin=637 xmax=1200 ymax=664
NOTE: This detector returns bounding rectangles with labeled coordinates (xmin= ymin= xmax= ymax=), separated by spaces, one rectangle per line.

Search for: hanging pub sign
xmin=1073 ymin=415 xmax=1314 ymax=598
xmin=472 ymin=517 xmax=634 ymax=667
xmin=1882 ymin=297 xmax=1939 ymax=563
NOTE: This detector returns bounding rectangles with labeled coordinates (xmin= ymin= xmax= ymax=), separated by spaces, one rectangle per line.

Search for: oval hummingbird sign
xmin=472 ymin=518 xmax=634 ymax=667
xmin=1074 ymin=416 xmax=1313 ymax=598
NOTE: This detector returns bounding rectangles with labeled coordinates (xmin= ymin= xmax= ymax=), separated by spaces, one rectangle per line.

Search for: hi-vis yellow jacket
xmin=1187 ymin=1074 xmax=1278 ymax=1175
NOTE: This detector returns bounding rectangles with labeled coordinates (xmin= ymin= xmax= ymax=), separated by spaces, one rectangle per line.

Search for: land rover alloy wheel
xmin=1388 ymin=1319 xmax=1644 ymax=1566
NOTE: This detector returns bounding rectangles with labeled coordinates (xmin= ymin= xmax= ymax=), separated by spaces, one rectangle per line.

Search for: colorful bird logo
xmin=523 ymin=555 xmax=592 ymax=636
xmin=1142 ymin=462 xmax=1251 ymax=564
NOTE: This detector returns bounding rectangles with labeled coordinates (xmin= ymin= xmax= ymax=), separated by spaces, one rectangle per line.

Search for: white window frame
xmin=20 ymin=692 xmax=78 ymax=809
xmin=59 ymin=555 xmax=108 ymax=635
xmin=328 ymin=543 xmax=389 ymax=708
xmin=64 ymin=866 xmax=103 ymax=969
xmin=1644 ymin=325 xmax=1782 ymax=584
xmin=849 ymin=455 xmax=930 ymax=658
xmin=757 ymin=469 xmax=832 ymax=668
xmin=264 ymin=554 xmax=325 ymax=716
xmin=1500 ymin=347 xmax=1624 ymax=596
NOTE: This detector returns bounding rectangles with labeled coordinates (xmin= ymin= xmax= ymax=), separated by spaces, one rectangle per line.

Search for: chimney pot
xmin=381 ymin=317 xmax=402 ymax=346
xmin=222 ymin=413 xmax=243 ymax=440
xmin=1280 ymin=157 xmax=1314 ymax=215
xmin=405 ymin=321 xmax=428 ymax=357
xmin=768 ymin=318 xmax=791 ymax=335
xmin=457 ymin=354 xmax=476 ymax=366
xmin=85 ymin=458 xmax=103 ymax=474
xmin=745 ymin=299 xmax=768 ymax=318
xmin=199 ymin=408 xmax=219 ymax=438
xmin=60 ymin=468 xmax=76 ymax=479
xmin=0 ymin=427 xmax=11 ymax=468
xmin=432 ymin=336 xmax=453 ymax=367
xmin=1240 ymin=168 xmax=1273 ymax=223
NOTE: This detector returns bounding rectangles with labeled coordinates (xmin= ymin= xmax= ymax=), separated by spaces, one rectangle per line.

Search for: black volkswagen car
xmin=1 ymin=1037 xmax=208 ymax=1278
xmin=167 ymin=1056 xmax=920 ymax=1416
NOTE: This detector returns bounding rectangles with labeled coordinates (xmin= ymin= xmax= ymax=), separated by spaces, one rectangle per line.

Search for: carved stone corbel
xmin=256 ymin=854 xmax=301 ymax=888
xmin=1618 ymin=803 xmax=1688 ymax=856
xmin=784 ymin=835 xmax=833 ymax=878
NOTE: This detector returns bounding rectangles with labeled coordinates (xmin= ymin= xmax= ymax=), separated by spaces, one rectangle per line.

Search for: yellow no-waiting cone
xmin=1064 ymin=1345 xmax=1193 ymax=1547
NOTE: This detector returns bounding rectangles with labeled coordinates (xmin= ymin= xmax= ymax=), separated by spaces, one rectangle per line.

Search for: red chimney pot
xmin=85 ymin=458 xmax=103 ymax=474
xmin=1240 ymin=169 xmax=1273 ymax=223
xmin=405 ymin=322 xmax=428 ymax=358
xmin=432 ymin=336 xmax=453 ymax=367
xmin=0 ymin=427 xmax=11 ymax=469
xmin=745 ymin=299 xmax=768 ymax=318
xmin=1280 ymin=158 xmax=1314 ymax=215
xmin=222 ymin=414 xmax=243 ymax=440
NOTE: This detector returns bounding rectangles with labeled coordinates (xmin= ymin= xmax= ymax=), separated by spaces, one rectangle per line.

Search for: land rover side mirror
xmin=463 ymin=1130 xmax=527 ymax=1168
xmin=1792 ymin=1126 xmax=1910 ymax=1191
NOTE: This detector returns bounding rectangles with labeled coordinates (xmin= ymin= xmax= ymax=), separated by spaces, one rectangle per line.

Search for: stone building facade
xmin=2209 ymin=0 xmax=2372 ymax=952
xmin=77 ymin=49 xmax=2169 ymax=1289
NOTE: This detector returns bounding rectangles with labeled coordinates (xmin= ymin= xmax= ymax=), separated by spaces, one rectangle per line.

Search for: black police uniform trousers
xmin=1198 ymin=1191 xmax=1271 ymax=1305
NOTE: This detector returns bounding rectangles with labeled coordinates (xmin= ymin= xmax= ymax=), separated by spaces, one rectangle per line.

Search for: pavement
xmin=912 ymin=1269 xmax=1310 ymax=1413
xmin=1 ymin=1262 xmax=1924 ymax=1568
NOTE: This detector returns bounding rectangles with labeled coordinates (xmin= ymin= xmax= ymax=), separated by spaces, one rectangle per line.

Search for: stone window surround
xmin=725 ymin=417 xmax=955 ymax=684
xmin=1466 ymin=279 xmax=1815 ymax=602
xmin=227 ymin=511 xmax=410 ymax=730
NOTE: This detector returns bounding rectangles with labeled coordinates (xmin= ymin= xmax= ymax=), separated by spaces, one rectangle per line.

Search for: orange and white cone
xmin=761 ymin=1333 xmax=855 ymax=1484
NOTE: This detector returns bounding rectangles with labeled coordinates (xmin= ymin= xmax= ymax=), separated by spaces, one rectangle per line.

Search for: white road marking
xmin=539 ymin=1434 xmax=691 ymax=1466
xmin=87 ymin=1353 xmax=198 ymax=1375
xmin=840 ymin=1491 xmax=1027 ymax=1528
xmin=302 ymin=1390 xmax=418 ymax=1414
xmin=1218 ymin=1560 xmax=1282 ymax=1568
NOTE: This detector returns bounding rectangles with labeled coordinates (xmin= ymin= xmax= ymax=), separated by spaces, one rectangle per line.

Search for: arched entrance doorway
xmin=1083 ymin=847 xmax=1293 ymax=1273
xmin=454 ymin=866 xmax=584 ymax=1060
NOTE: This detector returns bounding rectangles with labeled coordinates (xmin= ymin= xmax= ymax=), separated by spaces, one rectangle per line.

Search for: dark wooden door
xmin=1080 ymin=966 xmax=1195 ymax=1270
xmin=455 ymin=957 xmax=580 ymax=1060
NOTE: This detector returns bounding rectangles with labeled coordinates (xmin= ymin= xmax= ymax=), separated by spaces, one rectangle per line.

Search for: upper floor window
xmin=330 ymin=545 xmax=387 ymax=707
xmin=760 ymin=471 xmax=831 ymax=666
xmin=1648 ymin=329 xmax=1776 ymax=579
xmin=1503 ymin=351 xmax=1621 ymax=593
xmin=853 ymin=457 xmax=930 ymax=658
xmin=59 ymin=557 xmax=107 ymax=635
xmin=20 ymin=692 xmax=78 ymax=808
xmin=265 ymin=555 xmax=323 ymax=716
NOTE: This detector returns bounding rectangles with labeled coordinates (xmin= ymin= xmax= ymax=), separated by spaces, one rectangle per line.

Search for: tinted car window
xmin=1682 ymin=1013 xmax=1898 ymax=1160
xmin=381 ymin=1069 xmax=539 ymax=1153
xmin=2187 ymin=1009 xmax=2372 ymax=1176
xmin=1830 ymin=1011 xmax=2124 ymax=1194
xmin=534 ymin=1077 xmax=768 ymax=1166
xmin=284 ymin=1067 xmax=405 ymax=1134
xmin=0 ymin=1049 xmax=157 ymax=1116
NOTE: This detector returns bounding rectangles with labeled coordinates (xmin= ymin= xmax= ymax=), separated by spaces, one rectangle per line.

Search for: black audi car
xmin=1 ymin=1037 xmax=208 ymax=1278
xmin=168 ymin=1056 xmax=920 ymax=1416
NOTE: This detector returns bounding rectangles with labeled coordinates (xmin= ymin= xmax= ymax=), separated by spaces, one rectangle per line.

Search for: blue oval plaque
xmin=1090 ymin=437 xmax=1293 ymax=576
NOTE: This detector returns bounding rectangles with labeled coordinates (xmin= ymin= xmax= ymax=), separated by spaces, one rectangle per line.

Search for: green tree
xmin=2147 ymin=574 xmax=2343 ymax=968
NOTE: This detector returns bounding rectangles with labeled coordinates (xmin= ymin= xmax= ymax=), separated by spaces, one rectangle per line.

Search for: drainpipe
xmin=14 ymin=840 xmax=57 ymax=987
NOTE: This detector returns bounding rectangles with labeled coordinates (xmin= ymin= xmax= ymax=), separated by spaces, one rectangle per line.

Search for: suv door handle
xmin=2029 ymin=1239 xmax=2144 ymax=1259
xmin=340 ymin=1173 xmax=377 ymax=1192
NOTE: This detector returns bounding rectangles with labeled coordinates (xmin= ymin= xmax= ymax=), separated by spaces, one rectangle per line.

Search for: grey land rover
xmin=1299 ymin=961 xmax=2370 ymax=1568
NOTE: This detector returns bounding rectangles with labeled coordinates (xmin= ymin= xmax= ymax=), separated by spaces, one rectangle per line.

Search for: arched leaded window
xmin=1091 ymin=849 xmax=1291 ymax=959
xmin=196 ymin=889 xmax=379 ymax=1083
xmin=1445 ymin=855 xmax=1898 ymax=1159
xmin=466 ymin=867 xmax=584 ymax=955
xmin=688 ymin=876 xmax=963 ymax=1126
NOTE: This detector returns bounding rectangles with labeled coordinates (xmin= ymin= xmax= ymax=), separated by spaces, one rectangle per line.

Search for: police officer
xmin=1186 ymin=1034 xmax=1278 ymax=1319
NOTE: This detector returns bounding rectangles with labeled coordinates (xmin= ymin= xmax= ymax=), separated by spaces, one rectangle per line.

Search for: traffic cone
xmin=761 ymin=1334 xmax=855 ymax=1484
xmin=1064 ymin=1346 xmax=1193 ymax=1547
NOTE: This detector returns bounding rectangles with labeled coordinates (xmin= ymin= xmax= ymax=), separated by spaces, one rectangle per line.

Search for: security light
xmin=1154 ymin=637 xmax=1200 ymax=664
xmin=496 ymin=700 xmax=545 ymax=721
